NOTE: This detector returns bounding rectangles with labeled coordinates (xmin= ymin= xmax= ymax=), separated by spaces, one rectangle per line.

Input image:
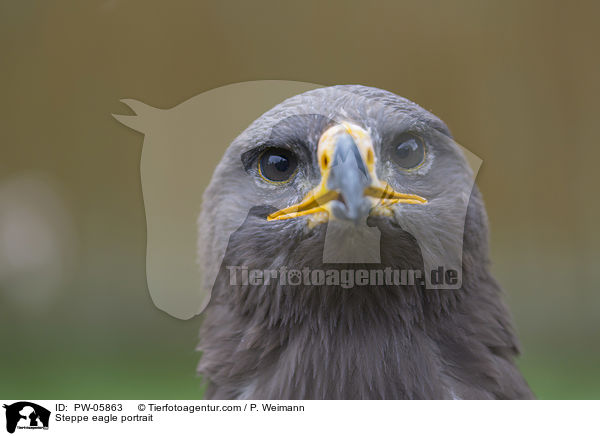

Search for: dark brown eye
xmin=258 ymin=148 xmax=298 ymax=182
xmin=393 ymin=134 xmax=426 ymax=169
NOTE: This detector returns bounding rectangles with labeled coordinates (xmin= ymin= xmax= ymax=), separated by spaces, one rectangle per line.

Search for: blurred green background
xmin=1 ymin=0 xmax=599 ymax=399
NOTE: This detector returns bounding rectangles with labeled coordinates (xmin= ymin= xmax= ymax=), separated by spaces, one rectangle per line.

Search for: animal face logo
xmin=114 ymin=81 xmax=481 ymax=320
xmin=3 ymin=402 xmax=50 ymax=434
xmin=113 ymin=81 xmax=323 ymax=319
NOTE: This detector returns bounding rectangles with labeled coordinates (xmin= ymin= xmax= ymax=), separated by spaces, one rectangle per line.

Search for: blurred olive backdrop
xmin=1 ymin=0 xmax=599 ymax=399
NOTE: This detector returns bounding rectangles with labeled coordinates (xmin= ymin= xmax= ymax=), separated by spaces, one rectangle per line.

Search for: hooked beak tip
xmin=266 ymin=123 xmax=427 ymax=224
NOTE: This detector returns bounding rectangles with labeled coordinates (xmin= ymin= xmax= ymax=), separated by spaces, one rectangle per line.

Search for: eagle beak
xmin=267 ymin=123 xmax=427 ymax=224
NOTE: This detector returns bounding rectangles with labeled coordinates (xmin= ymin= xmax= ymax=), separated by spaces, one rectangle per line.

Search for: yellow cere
xmin=267 ymin=122 xmax=427 ymax=223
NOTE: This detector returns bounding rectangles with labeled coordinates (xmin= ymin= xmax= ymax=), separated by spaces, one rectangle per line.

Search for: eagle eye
xmin=258 ymin=148 xmax=298 ymax=183
xmin=393 ymin=134 xmax=426 ymax=170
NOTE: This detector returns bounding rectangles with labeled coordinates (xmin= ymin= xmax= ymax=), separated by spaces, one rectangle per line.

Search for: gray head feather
xmin=197 ymin=85 xmax=533 ymax=399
